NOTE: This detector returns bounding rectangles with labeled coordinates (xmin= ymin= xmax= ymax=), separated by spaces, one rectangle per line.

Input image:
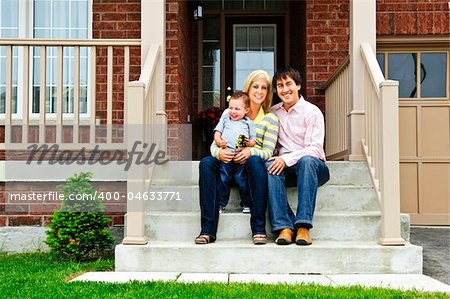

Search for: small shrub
xmin=45 ymin=172 xmax=114 ymax=261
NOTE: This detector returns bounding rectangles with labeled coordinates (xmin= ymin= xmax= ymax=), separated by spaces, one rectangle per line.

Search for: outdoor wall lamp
xmin=193 ymin=1 xmax=203 ymax=20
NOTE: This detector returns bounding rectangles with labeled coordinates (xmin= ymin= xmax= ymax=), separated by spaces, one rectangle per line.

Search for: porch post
xmin=122 ymin=0 xmax=166 ymax=245
xmin=349 ymin=0 xmax=376 ymax=160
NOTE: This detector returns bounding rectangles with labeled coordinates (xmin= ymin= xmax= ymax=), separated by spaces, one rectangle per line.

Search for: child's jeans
xmin=217 ymin=161 xmax=251 ymax=208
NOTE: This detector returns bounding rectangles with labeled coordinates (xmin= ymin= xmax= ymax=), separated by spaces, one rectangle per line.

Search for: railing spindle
xmin=73 ymin=46 xmax=80 ymax=143
xmin=22 ymin=46 xmax=30 ymax=143
xmin=89 ymin=46 xmax=97 ymax=144
xmin=5 ymin=46 xmax=12 ymax=143
xmin=56 ymin=46 xmax=63 ymax=144
xmin=107 ymin=46 xmax=113 ymax=143
xmin=39 ymin=46 xmax=46 ymax=144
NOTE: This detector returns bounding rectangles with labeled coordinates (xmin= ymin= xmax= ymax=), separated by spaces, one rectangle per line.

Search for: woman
xmin=195 ymin=70 xmax=279 ymax=245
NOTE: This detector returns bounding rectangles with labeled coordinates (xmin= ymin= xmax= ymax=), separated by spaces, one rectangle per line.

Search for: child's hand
xmin=217 ymin=139 xmax=228 ymax=148
xmin=245 ymin=139 xmax=256 ymax=147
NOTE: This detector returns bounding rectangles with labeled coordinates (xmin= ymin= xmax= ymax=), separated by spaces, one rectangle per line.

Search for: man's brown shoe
xmin=295 ymin=228 xmax=312 ymax=245
xmin=275 ymin=228 xmax=293 ymax=245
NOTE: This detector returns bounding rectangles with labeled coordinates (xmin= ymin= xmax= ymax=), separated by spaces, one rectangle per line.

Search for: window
xmin=0 ymin=0 xmax=91 ymax=115
xmin=0 ymin=0 xmax=19 ymax=113
xmin=377 ymin=51 xmax=449 ymax=100
xmin=202 ymin=16 xmax=221 ymax=109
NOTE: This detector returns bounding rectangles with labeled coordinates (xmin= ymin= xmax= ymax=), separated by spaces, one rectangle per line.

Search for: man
xmin=267 ymin=67 xmax=330 ymax=246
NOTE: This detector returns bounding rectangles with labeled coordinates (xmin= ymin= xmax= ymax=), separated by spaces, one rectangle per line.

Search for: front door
xmin=224 ymin=16 xmax=284 ymax=106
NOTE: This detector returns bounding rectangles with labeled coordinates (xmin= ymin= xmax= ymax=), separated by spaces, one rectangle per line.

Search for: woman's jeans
xmin=199 ymin=155 xmax=268 ymax=240
xmin=267 ymin=156 xmax=330 ymax=232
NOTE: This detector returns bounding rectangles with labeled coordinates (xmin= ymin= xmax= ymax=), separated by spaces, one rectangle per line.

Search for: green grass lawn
xmin=0 ymin=252 xmax=447 ymax=299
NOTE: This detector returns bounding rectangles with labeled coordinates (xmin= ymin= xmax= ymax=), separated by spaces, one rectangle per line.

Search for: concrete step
xmin=115 ymin=241 xmax=422 ymax=274
xmin=151 ymin=161 xmax=372 ymax=186
xmin=145 ymin=185 xmax=378 ymax=212
xmin=142 ymin=212 xmax=410 ymax=242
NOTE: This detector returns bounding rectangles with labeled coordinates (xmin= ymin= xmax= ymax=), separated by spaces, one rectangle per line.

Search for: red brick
xmin=9 ymin=216 xmax=42 ymax=226
xmin=0 ymin=216 xmax=6 ymax=226
xmin=30 ymin=204 xmax=60 ymax=215
xmin=93 ymin=4 xmax=117 ymax=13
xmin=418 ymin=12 xmax=434 ymax=34
xmin=434 ymin=12 xmax=450 ymax=34
xmin=117 ymin=3 xmax=140 ymax=12
xmin=101 ymin=13 xmax=127 ymax=21
xmin=94 ymin=21 xmax=117 ymax=31
xmin=112 ymin=215 xmax=124 ymax=226
xmin=4 ymin=204 xmax=29 ymax=215
xmin=167 ymin=2 xmax=178 ymax=13
xmin=117 ymin=21 xmax=140 ymax=31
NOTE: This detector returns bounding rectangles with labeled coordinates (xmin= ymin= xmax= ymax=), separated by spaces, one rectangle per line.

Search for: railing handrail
xmin=360 ymin=42 xmax=404 ymax=246
xmin=0 ymin=38 xmax=141 ymax=46
xmin=140 ymin=44 xmax=160 ymax=94
xmin=360 ymin=43 xmax=385 ymax=94
xmin=322 ymin=56 xmax=350 ymax=90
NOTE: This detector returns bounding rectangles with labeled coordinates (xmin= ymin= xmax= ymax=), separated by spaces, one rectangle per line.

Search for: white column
xmin=141 ymin=0 xmax=165 ymax=69
xmin=349 ymin=0 xmax=376 ymax=160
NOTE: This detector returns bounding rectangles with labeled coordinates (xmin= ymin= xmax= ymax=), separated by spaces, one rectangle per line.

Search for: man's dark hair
xmin=273 ymin=67 xmax=302 ymax=87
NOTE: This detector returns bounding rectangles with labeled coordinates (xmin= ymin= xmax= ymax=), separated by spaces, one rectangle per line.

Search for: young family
xmin=195 ymin=67 xmax=330 ymax=246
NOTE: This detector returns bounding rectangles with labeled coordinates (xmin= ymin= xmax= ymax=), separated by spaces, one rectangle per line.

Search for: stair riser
xmin=115 ymin=244 xmax=422 ymax=274
xmin=142 ymin=213 xmax=410 ymax=242
xmin=151 ymin=161 xmax=372 ymax=186
xmin=144 ymin=185 xmax=378 ymax=212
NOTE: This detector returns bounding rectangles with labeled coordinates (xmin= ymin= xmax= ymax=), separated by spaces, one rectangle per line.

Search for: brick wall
xmin=0 ymin=182 xmax=126 ymax=227
xmin=166 ymin=0 xmax=194 ymax=159
xmin=93 ymin=0 xmax=141 ymax=125
xmin=166 ymin=0 xmax=193 ymax=125
xmin=306 ymin=0 xmax=350 ymax=112
xmin=377 ymin=0 xmax=450 ymax=35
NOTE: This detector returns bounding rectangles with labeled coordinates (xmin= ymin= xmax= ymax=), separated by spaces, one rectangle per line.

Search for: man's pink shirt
xmin=271 ymin=96 xmax=326 ymax=167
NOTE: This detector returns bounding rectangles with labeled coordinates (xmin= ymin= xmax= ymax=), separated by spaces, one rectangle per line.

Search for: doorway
xmin=224 ymin=16 xmax=284 ymax=107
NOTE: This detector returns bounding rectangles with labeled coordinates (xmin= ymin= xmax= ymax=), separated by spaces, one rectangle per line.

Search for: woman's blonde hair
xmin=242 ymin=70 xmax=273 ymax=113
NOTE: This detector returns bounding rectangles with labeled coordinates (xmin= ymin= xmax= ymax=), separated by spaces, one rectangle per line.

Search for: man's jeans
xmin=217 ymin=161 xmax=250 ymax=208
xmin=199 ymin=155 xmax=268 ymax=240
xmin=267 ymin=156 xmax=330 ymax=232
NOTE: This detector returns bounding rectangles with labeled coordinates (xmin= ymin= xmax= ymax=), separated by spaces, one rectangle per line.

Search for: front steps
xmin=116 ymin=241 xmax=422 ymax=274
xmin=115 ymin=161 xmax=422 ymax=274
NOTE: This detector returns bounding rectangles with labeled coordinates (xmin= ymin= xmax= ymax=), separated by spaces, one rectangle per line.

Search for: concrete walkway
xmin=71 ymin=272 xmax=450 ymax=293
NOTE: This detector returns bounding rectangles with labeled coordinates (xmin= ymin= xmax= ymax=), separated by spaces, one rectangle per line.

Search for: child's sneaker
xmin=242 ymin=206 xmax=251 ymax=214
xmin=219 ymin=206 xmax=226 ymax=214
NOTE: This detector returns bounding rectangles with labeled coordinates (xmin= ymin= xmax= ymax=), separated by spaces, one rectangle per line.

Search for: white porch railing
xmin=324 ymin=44 xmax=405 ymax=246
xmin=360 ymin=42 xmax=405 ymax=246
xmin=0 ymin=38 xmax=140 ymax=150
xmin=122 ymin=44 xmax=167 ymax=245
xmin=324 ymin=57 xmax=350 ymax=160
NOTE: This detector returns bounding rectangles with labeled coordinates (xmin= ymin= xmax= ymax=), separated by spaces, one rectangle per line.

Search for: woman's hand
xmin=218 ymin=149 xmax=235 ymax=163
xmin=233 ymin=148 xmax=251 ymax=164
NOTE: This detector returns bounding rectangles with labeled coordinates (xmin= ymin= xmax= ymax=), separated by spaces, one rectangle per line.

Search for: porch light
xmin=193 ymin=1 xmax=203 ymax=20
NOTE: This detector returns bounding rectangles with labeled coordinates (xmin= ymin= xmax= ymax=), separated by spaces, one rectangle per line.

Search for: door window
xmin=234 ymin=24 xmax=275 ymax=90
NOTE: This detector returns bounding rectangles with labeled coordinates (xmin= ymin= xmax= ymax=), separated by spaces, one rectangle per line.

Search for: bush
xmin=45 ymin=172 xmax=114 ymax=261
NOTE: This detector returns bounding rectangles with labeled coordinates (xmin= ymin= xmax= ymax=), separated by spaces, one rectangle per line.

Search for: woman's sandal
xmin=252 ymin=234 xmax=267 ymax=245
xmin=195 ymin=234 xmax=213 ymax=244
